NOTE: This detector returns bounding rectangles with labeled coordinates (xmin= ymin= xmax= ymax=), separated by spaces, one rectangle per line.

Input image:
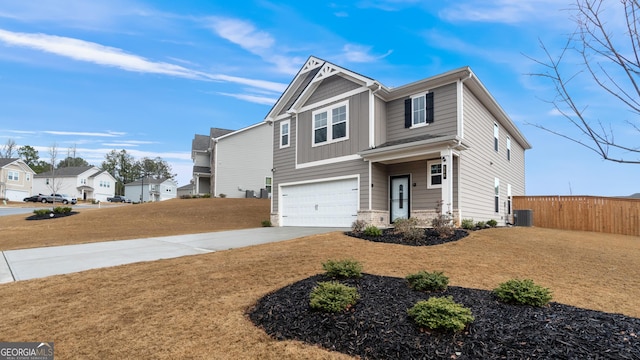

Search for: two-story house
xmin=191 ymin=122 xmax=273 ymax=198
xmin=267 ymin=56 xmax=531 ymax=227
xmin=33 ymin=166 xmax=117 ymax=202
xmin=124 ymin=177 xmax=177 ymax=202
xmin=0 ymin=158 xmax=36 ymax=201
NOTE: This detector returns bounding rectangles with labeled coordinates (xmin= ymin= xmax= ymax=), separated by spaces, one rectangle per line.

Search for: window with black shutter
xmin=404 ymin=92 xmax=434 ymax=128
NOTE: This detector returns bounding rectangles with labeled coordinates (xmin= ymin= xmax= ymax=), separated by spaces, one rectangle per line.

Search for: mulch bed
xmin=26 ymin=211 xmax=79 ymax=221
xmin=345 ymin=228 xmax=469 ymax=246
xmin=249 ymin=274 xmax=640 ymax=359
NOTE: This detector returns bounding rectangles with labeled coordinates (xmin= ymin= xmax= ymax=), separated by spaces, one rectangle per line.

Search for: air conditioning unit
xmin=513 ymin=209 xmax=533 ymax=227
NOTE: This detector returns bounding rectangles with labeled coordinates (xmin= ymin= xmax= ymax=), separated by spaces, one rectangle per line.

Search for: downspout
xmin=212 ymin=137 xmax=218 ymax=197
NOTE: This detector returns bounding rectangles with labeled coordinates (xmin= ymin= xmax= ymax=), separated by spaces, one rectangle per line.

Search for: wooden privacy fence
xmin=513 ymin=196 xmax=640 ymax=237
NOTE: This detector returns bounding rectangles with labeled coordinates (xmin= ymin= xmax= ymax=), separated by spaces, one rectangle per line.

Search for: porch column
xmin=440 ymin=149 xmax=454 ymax=215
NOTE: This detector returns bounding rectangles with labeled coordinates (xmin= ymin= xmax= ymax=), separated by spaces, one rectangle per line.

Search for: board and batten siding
xmin=384 ymin=82 xmax=458 ymax=145
xmin=297 ymin=91 xmax=369 ymax=164
xmin=459 ymin=85 xmax=525 ymax=223
xmin=216 ymin=123 xmax=274 ymax=198
xmin=371 ymin=162 xmax=388 ymax=211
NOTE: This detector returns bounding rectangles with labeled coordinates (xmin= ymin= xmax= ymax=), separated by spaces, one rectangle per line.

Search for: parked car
xmin=23 ymin=194 xmax=42 ymax=202
xmin=107 ymin=195 xmax=131 ymax=203
xmin=40 ymin=193 xmax=77 ymax=205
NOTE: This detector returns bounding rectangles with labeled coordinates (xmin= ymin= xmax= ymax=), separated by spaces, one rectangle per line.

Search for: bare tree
xmin=47 ymin=143 xmax=63 ymax=203
xmin=530 ymin=0 xmax=640 ymax=164
xmin=0 ymin=139 xmax=17 ymax=158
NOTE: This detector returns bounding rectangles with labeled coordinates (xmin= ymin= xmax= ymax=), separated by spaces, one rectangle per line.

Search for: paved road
xmin=0 ymin=227 xmax=346 ymax=284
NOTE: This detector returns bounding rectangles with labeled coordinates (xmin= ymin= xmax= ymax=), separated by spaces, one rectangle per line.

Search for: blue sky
xmin=0 ymin=0 xmax=638 ymax=196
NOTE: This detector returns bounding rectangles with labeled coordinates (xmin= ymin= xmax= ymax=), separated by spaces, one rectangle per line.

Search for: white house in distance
xmin=191 ymin=122 xmax=273 ymax=198
xmin=0 ymin=158 xmax=36 ymax=201
xmin=124 ymin=177 xmax=177 ymax=202
xmin=33 ymin=166 xmax=116 ymax=202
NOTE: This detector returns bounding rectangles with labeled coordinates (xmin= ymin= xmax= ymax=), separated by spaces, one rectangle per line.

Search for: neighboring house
xmin=177 ymin=183 xmax=195 ymax=198
xmin=33 ymin=166 xmax=117 ymax=202
xmin=191 ymin=122 xmax=273 ymax=198
xmin=0 ymin=158 xmax=36 ymax=201
xmin=267 ymin=56 xmax=532 ymax=227
xmin=124 ymin=177 xmax=177 ymax=202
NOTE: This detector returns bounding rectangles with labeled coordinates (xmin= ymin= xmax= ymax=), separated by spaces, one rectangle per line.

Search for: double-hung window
xmin=506 ymin=136 xmax=511 ymax=161
xmin=7 ymin=171 xmax=18 ymax=181
xmin=427 ymin=160 xmax=442 ymax=189
xmin=312 ymin=101 xmax=348 ymax=146
xmin=494 ymin=178 xmax=500 ymax=213
xmin=405 ymin=92 xmax=434 ymax=128
xmin=280 ymin=120 xmax=290 ymax=148
xmin=494 ymin=123 xmax=499 ymax=152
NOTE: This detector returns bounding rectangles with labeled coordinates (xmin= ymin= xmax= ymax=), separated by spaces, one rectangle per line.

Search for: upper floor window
xmin=506 ymin=136 xmax=511 ymax=161
xmin=427 ymin=159 xmax=442 ymax=189
xmin=494 ymin=123 xmax=499 ymax=152
xmin=7 ymin=171 xmax=19 ymax=181
xmin=26 ymin=173 xmax=30 ymax=181
xmin=405 ymin=92 xmax=434 ymax=128
xmin=280 ymin=120 xmax=290 ymax=148
xmin=312 ymin=101 xmax=348 ymax=146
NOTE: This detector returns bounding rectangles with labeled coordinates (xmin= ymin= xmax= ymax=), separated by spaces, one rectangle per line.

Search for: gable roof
xmin=264 ymin=56 xmax=531 ymax=150
xmin=192 ymin=134 xmax=210 ymax=152
xmin=210 ymin=127 xmax=234 ymax=139
xmin=0 ymin=158 xmax=36 ymax=174
xmin=35 ymin=166 xmax=95 ymax=178
xmin=0 ymin=158 xmax=19 ymax=167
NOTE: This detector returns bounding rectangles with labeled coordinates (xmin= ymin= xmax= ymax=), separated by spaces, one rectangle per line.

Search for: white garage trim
xmin=279 ymin=175 xmax=359 ymax=227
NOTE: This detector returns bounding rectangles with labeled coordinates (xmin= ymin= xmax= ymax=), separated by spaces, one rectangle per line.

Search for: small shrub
xmin=494 ymin=279 xmax=553 ymax=307
xmin=475 ymin=221 xmax=486 ymax=229
xmin=432 ymin=200 xmax=455 ymax=238
xmin=202 ymin=193 xmax=212 ymax=198
xmin=33 ymin=209 xmax=52 ymax=216
xmin=180 ymin=195 xmax=191 ymax=199
xmin=53 ymin=206 xmax=72 ymax=214
xmin=393 ymin=218 xmax=424 ymax=243
xmin=408 ymin=296 xmax=474 ymax=332
xmin=309 ymin=281 xmax=360 ymax=313
xmin=363 ymin=225 xmax=382 ymax=237
xmin=406 ymin=270 xmax=449 ymax=292
xmin=351 ymin=219 xmax=367 ymax=233
xmin=461 ymin=218 xmax=475 ymax=230
xmin=487 ymin=219 xmax=498 ymax=227
xmin=322 ymin=259 xmax=363 ymax=278
xmin=261 ymin=219 xmax=272 ymax=227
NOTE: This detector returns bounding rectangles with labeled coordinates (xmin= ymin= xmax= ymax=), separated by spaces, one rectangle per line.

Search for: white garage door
xmin=5 ymin=189 xmax=28 ymax=202
xmin=281 ymin=178 xmax=358 ymax=227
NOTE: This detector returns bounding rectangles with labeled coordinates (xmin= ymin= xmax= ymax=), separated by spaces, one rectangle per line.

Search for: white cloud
xmin=0 ymin=29 xmax=287 ymax=93
xmin=341 ymin=44 xmax=392 ymax=63
xmin=218 ymin=92 xmax=278 ymax=105
xmin=43 ymin=130 xmax=126 ymax=137
xmin=439 ymin=0 xmax=566 ymax=25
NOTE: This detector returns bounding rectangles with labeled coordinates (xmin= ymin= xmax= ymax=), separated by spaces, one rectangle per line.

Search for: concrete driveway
xmin=0 ymin=227 xmax=346 ymax=283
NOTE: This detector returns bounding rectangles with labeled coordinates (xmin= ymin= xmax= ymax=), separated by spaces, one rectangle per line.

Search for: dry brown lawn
xmin=0 ymin=198 xmax=639 ymax=359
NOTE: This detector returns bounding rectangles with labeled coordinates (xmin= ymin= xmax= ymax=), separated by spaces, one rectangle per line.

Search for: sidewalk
xmin=0 ymin=227 xmax=345 ymax=283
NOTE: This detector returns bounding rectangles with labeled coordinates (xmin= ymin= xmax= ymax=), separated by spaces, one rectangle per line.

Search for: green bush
xmin=322 ymin=259 xmax=363 ymax=278
xmin=408 ymin=296 xmax=474 ymax=332
xmin=53 ymin=206 xmax=72 ymax=214
xmin=363 ymin=225 xmax=382 ymax=237
xmin=261 ymin=219 xmax=272 ymax=227
xmin=487 ymin=219 xmax=498 ymax=227
xmin=33 ymin=209 xmax=52 ymax=216
xmin=493 ymin=279 xmax=553 ymax=307
xmin=351 ymin=220 xmax=367 ymax=233
xmin=202 ymin=193 xmax=212 ymax=198
xmin=218 ymin=193 xmax=226 ymax=198
xmin=461 ymin=218 xmax=475 ymax=230
xmin=475 ymin=221 xmax=486 ymax=229
xmin=406 ymin=270 xmax=449 ymax=292
xmin=309 ymin=281 xmax=360 ymax=313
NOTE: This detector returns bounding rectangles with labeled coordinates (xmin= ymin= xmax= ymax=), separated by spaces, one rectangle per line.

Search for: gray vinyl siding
xmin=216 ymin=124 xmax=274 ymax=198
xmin=297 ymin=91 xmax=369 ymax=163
xmin=278 ymin=68 xmax=320 ymax=116
xmin=459 ymin=86 xmax=525 ymax=223
xmin=385 ymin=82 xmax=458 ymax=144
xmin=374 ymin=97 xmax=387 ymax=146
xmin=305 ymin=76 xmax=362 ymax=106
xmin=371 ymin=162 xmax=388 ymax=210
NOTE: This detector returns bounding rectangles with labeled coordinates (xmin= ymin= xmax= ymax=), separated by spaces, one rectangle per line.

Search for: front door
xmin=390 ymin=175 xmax=410 ymax=222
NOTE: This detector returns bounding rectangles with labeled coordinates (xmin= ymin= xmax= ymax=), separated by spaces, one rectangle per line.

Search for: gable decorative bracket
xmin=301 ymin=57 xmax=323 ymax=74
xmin=312 ymin=64 xmax=340 ymax=83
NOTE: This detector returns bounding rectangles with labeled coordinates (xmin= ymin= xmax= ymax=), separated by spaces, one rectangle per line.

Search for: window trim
xmin=265 ymin=176 xmax=272 ymax=194
xmin=506 ymin=136 xmax=511 ymax=161
xmin=280 ymin=120 xmax=290 ymax=149
xmin=494 ymin=122 xmax=499 ymax=152
xmin=7 ymin=170 xmax=19 ymax=181
xmin=427 ymin=159 xmax=443 ymax=189
xmin=312 ymin=100 xmax=349 ymax=147
xmin=410 ymin=93 xmax=427 ymax=128
xmin=494 ymin=178 xmax=500 ymax=213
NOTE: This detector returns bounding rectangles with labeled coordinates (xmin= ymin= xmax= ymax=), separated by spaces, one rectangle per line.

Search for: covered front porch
xmin=358 ymin=134 xmax=468 ymax=227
